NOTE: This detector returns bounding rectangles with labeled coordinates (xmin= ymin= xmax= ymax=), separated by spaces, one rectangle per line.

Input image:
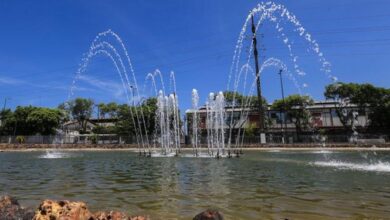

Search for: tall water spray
xmin=225 ymin=2 xmax=338 ymax=150
xmin=206 ymin=92 xmax=227 ymax=157
xmin=156 ymin=90 xmax=181 ymax=156
xmin=191 ymin=89 xmax=200 ymax=155
xmin=145 ymin=70 xmax=182 ymax=156
xmin=70 ymin=30 xmax=150 ymax=153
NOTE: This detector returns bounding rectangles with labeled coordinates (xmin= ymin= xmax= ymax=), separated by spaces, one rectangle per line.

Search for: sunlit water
xmin=1 ymin=150 xmax=390 ymax=219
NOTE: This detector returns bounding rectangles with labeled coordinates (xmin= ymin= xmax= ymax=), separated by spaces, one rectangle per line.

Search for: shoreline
xmin=0 ymin=195 xmax=222 ymax=220
xmin=1 ymin=145 xmax=390 ymax=152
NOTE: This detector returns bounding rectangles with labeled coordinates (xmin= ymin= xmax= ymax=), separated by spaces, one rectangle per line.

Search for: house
xmin=185 ymin=100 xmax=369 ymax=135
xmin=62 ymin=118 xmax=117 ymax=135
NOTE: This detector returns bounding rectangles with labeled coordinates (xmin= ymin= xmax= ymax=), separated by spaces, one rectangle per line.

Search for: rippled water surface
xmin=1 ymin=150 xmax=390 ymax=219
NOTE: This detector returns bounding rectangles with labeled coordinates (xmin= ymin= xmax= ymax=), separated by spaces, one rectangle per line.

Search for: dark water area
xmin=1 ymin=150 xmax=390 ymax=219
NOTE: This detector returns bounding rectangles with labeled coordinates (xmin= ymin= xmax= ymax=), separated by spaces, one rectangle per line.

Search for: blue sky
xmin=0 ymin=0 xmax=389 ymax=111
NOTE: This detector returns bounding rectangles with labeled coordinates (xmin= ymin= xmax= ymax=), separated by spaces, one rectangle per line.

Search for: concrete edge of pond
xmin=0 ymin=143 xmax=390 ymax=152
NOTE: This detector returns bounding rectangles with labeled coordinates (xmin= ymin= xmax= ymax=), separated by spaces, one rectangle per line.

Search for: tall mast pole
xmin=251 ymin=15 xmax=265 ymax=134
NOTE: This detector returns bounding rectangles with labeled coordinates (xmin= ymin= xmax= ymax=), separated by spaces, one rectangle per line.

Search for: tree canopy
xmin=98 ymin=102 xmax=119 ymax=119
xmin=272 ymin=94 xmax=314 ymax=133
xmin=223 ymin=91 xmax=267 ymax=108
xmin=114 ymin=98 xmax=158 ymax=136
xmin=65 ymin=98 xmax=94 ymax=133
xmin=0 ymin=106 xmax=63 ymax=135
xmin=325 ymin=82 xmax=390 ymax=131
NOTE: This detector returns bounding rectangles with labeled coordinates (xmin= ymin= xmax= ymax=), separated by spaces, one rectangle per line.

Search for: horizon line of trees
xmin=0 ymin=82 xmax=388 ymax=136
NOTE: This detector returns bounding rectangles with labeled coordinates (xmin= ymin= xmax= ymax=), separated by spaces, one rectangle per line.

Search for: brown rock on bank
xmin=94 ymin=211 xmax=149 ymax=220
xmin=193 ymin=209 xmax=224 ymax=220
xmin=0 ymin=195 xmax=34 ymax=220
xmin=33 ymin=200 xmax=93 ymax=220
xmin=33 ymin=200 xmax=149 ymax=220
xmin=2 ymin=196 xmax=218 ymax=220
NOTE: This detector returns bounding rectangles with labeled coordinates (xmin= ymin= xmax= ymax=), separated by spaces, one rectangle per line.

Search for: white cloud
xmin=78 ymin=75 xmax=126 ymax=99
xmin=0 ymin=76 xmax=24 ymax=85
xmin=0 ymin=75 xmax=92 ymax=92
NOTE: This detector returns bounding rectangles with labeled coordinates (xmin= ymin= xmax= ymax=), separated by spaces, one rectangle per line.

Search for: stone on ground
xmin=33 ymin=200 xmax=93 ymax=220
xmin=193 ymin=209 xmax=224 ymax=220
xmin=0 ymin=195 xmax=34 ymax=220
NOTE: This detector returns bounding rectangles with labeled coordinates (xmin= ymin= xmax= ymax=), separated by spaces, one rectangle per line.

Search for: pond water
xmin=1 ymin=150 xmax=390 ymax=219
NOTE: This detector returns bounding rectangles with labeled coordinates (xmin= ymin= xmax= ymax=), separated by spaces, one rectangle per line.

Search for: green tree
xmin=97 ymin=103 xmax=107 ymax=119
xmin=115 ymin=104 xmax=138 ymax=135
xmin=115 ymin=98 xmax=158 ymax=136
xmin=106 ymin=102 xmax=119 ymax=118
xmin=0 ymin=109 xmax=14 ymax=135
xmin=369 ymin=98 xmax=390 ymax=129
xmin=57 ymin=103 xmax=70 ymax=124
xmin=26 ymin=108 xmax=63 ymax=135
xmin=223 ymin=91 xmax=266 ymax=108
xmin=97 ymin=102 xmax=119 ymax=119
xmin=244 ymin=122 xmax=256 ymax=137
xmin=324 ymin=83 xmax=356 ymax=129
xmin=325 ymin=82 xmax=390 ymax=131
xmin=140 ymin=98 xmax=158 ymax=135
xmin=223 ymin=91 xmax=245 ymax=107
xmin=92 ymin=125 xmax=116 ymax=134
xmin=0 ymin=106 xmax=62 ymax=135
xmin=9 ymin=106 xmax=38 ymax=135
xmin=223 ymin=91 xmax=268 ymax=133
xmin=68 ymin=98 xmax=94 ymax=133
xmin=272 ymin=94 xmax=314 ymax=134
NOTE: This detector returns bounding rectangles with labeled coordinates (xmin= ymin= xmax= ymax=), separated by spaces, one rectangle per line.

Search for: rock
xmin=33 ymin=199 xmax=149 ymax=220
xmin=94 ymin=211 xmax=149 ymax=220
xmin=94 ymin=211 xmax=128 ymax=220
xmin=193 ymin=209 xmax=224 ymax=220
xmin=128 ymin=216 xmax=149 ymax=220
xmin=1 ymin=197 xmax=149 ymax=220
xmin=0 ymin=195 xmax=19 ymax=207
xmin=33 ymin=199 xmax=93 ymax=220
xmin=0 ymin=195 xmax=34 ymax=220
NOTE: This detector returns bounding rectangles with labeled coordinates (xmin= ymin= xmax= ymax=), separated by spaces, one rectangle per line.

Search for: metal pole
xmin=1 ymin=98 xmax=10 ymax=127
xmin=2 ymin=98 xmax=8 ymax=111
xmin=278 ymin=69 xmax=287 ymax=143
xmin=251 ymin=15 xmax=265 ymax=134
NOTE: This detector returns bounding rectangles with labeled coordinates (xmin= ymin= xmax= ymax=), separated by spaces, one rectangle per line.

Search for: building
xmin=62 ymin=118 xmax=117 ymax=135
xmin=185 ymin=100 xmax=369 ymax=135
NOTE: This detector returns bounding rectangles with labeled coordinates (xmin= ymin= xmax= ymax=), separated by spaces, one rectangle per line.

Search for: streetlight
xmin=278 ymin=69 xmax=287 ymax=144
xmin=0 ymin=97 xmax=11 ymax=127
xmin=2 ymin=97 xmax=10 ymax=111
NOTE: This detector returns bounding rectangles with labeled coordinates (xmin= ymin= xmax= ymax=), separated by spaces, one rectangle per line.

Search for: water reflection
xmin=0 ymin=151 xmax=390 ymax=219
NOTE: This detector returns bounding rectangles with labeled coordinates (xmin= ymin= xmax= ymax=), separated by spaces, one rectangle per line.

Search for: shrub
xmin=90 ymin=134 xmax=98 ymax=144
xmin=15 ymin=136 xmax=25 ymax=144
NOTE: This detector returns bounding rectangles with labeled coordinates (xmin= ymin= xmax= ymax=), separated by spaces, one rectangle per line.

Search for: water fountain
xmin=144 ymin=70 xmax=182 ymax=157
xmin=69 ymin=2 xmax=341 ymax=159
xmin=206 ymin=92 xmax=227 ymax=158
xmin=69 ymin=29 xmax=151 ymax=154
xmin=221 ymin=1 xmax=341 ymax=152
xmin=350 ymin=111 xmax=359 ymax=144
xmin=191 ymin=89 xmax=200 ymax=156
xmin=155 ymin=90 xmax=181 ymax=156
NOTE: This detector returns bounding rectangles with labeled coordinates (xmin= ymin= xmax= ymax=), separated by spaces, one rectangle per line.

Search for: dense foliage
xmin=0 ymin=106 xmax=63 ymax=135
xmin=59 ymin=98 xmax=94 ymax=133
xmin=113 ymin=98 xmax=158 ymax=136
xmin=272 ymin=94 xmax=314 ymax=133
xmin=325 ymin=82 xmax=390 ymax=131
xmin=223 ymin=91 xmax=267 ymax=108
xmin=0 ymin=81 xmax=388 ymax=137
